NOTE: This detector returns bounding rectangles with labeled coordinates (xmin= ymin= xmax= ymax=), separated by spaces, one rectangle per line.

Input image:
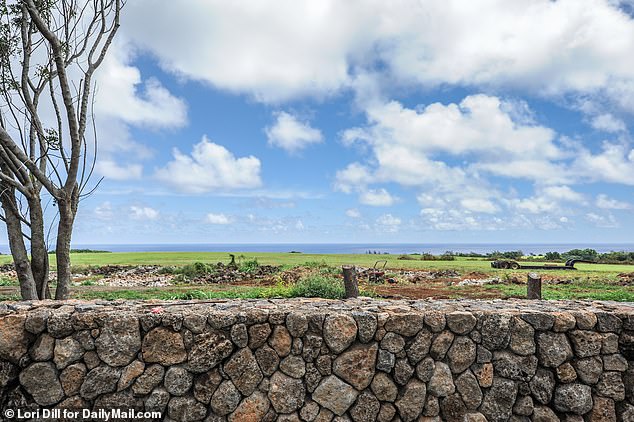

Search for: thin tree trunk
xmin=54 ymin=200 xmax=75 ymax=300
xmin=28 ymin=195 xmax=50 ymax=299
xmin=0 ymin=187 xmax=37 ymax=299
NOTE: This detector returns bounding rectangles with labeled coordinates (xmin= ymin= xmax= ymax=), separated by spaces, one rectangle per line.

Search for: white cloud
xmin=596 ymin=194 xmax=632 ymax=209
xmin=590 ymin=113 xmax=627 ymax=133
xmin=359 ymin=189 xmax=395 ymax=207
xmin=585 ymin=212 xmax=619 ymax=228
xmin=155 ymin=136 xmax=262 ymax=193
xmin=334 ymin=163 xmax=373 ymax=193
xmin=124 ymin=0 xmax=634 ymax=112
xmin=376 ymin=214 xmax=401 ymax=232
xmin=265 ymin=112 xmax=323 ymax=153
xmin=95 ymin=202 xmax=114 ymax=220
xmin=95 ymin=160 xmax=143 ymax=181
xmin=459 ymin=198 xmax=498 ymax=214
xmin=130 ymin=206 xmax=159 ymax=220
xmin=346 ymin=208 xmax=361 ymax=218
xmin=572 ymin=142 xmax=634 ymax=185
xmin=205 ymin=213 xmax=232 ymax=224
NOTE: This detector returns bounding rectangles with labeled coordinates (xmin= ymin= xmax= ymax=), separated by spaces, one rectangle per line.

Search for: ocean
xmin=15 ymin=242 xmax=633 ymax=255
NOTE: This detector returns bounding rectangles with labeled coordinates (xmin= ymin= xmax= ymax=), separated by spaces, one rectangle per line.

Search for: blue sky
xmin=57 ymin=0 xmax=634 ymax=245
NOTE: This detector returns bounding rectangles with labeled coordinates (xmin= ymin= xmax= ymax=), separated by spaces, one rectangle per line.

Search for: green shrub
xmin=289 ymin=275 xmax=345 ymax=299
xmin=239 ymin=259 xmax=260 ymax=273
xmin=179 ymin=262 xmax=216 ymax=278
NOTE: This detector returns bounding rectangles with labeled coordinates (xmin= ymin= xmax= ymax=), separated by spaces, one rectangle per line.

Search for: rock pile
xmin=0 ymin=298 xmax=633 ymax=421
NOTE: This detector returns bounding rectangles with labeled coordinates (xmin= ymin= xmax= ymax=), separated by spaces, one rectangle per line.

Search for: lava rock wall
xmin=1 ymin=299 xmax=634 ymax=421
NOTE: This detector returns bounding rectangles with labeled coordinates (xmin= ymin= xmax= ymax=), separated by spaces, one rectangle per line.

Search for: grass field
xmin=0 ymin=251 xmax=633 ymax=302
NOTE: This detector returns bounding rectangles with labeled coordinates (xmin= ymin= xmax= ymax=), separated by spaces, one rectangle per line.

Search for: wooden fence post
xmin=342 ymin=265 xmax=359 ymax=299
xmin=527 ymin=272 xmax=542 ymax=300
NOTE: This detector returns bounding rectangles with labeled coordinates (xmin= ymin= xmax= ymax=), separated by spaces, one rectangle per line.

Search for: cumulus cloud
xmin=346 ymin=208 xmax=361 ymax=218
xmin=265 ymin=112 xmax=323 ymax=153
xmin=123 ymin=0 xmax=634 ymax=112
xmin=95 ymin=160 xmax=143 ymax=181
xmin=155 ymin=136 xmax=262 ymax=193
xmin=590 ymin=113 xmax=627 ymax=133
xmin=376 ymin=214 xmax=401 ymax=232
xmin=129 ymin=206 xmax=159 ymax=220
xmin=359 ymin=189 xmax=396 ymax=207
xmin=585 ymin=212 xmax=619 ymax=228
xmin=205 ymin=213 xmax=232 ymax=224
xmin=596 ymin=194 xmax=632 ymax=209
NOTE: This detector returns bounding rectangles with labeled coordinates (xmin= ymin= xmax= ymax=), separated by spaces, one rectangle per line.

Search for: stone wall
xmin=1 ymin=298 xmax=634 ymax=421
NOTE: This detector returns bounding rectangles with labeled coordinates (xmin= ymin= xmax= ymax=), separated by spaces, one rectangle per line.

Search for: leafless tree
xmin=0 ymin=0 xmax=123 ymax=299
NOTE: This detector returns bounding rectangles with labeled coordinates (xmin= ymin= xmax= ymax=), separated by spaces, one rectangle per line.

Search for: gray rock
xmin=350 ymin=391 xmax=380 ymax=422
xmin=229 ymin=391 xmax=271 ymax=422
xmin=394 ymin=358 xmax=415 ymax=385
xmin=142 ymin=327 xmax=187 ymax=366
xmin=54 ymin=337 xmax=84 ymax=369
xmin=596 ymin=312 xmax=622 ymax=333
xmin=305 ymin=362 xmax=323 ymax=393
xmin=164 ymin=366 xmax=193 ymax=396
xmin=480 ymin=314 xmax=512 ymax=350
xmin=255 ymin=345 xmax=279 ymax=376
xmin=509 ymin=317 xmax=535 ymax=355
xmin=455 ymin=370 xmax=482 ymax=410
xmin=93 ymin=390 xmax=142 ymax=411
xmin=280 ymin=355 xmax=306 ymax=378
xmin=0 ymin=361 xmax=18 ymax=389
xmin=315 ymin=354 xmax=332 ymax=375
xmin=188 ymin=330 xmax=234 ymax=373
xmin=269 ymin=325 xmax=292 ymax=357
xmin=395 ymin=379 xmax=426 ymax=422
xmin=210 ymin=380 xmax=241 ymax=416
xmin=286 ymin=312 xmax=309 ymax=337
xmin=424 ymin=395 xmax=440 ymax=416
xmin=415 ymin=357 xmax=435 ymax=382
xmin=268 ymin=371 xmax=305 ymax=413
xmin=385 ymin=314 xmax=424 ymax=337
xmin=479 ymin=377 xmax=517 ymax=422
xmin=353 ymin=311 xmax=377 ymax=343
xmin=193 ymin=369 xmax=222 ymax=404
xmin=25 ymin=309 xmax=49 ymax=334
xmin=430 ymin=331 xmax=454 ymax=360
xmin=406 ymin=329 xmax=433 ymax=364
xmin=95 ymin=314 xmax=141 ymax=367
xmin=446 ymin=312 xmax=477 ymax=335
xmin=513 ymin=395 xmax=533 ymax=416
xmin=537 ymin=332 xmax=572 ymax=367
xmin=428 ymin=362 xmax=455 ymax=397
xmin=447 ymin=336 xmax=476 ymax=374
xmin=376 ymin=349 xmax=395 ymax=372
xmin=300 ymin=400 xmax=320 ymax=422
xmin=292 ymin=337 xmax=303 ymax=355
xmin=377 ymin=403 xmax=396 ymax=422
xmin=230 ymin=323 xmax=248 ymax=348
xmin=224 ymin=347 xmax=263 ymax=395
xmin=183 ymin=313 xmax=207 ymax=334
xmin=132 ymin=364 xmax=164 ymax=396
xmin=602 ymin=333 xmax=619 ymax=354
xmin=145 ymin=387 xmax=170 ymax=413
xmin=532 ymin=406 xmax=560 ymax=422
xmin=168 ymin=396 xmax=208 ymax=422
xmin=603 ymin=354 xmax=628 ymax=371
xmin=19 ymin=361 xmax=64 ymax=406
xmin=553 ymin=383 xmax=593 ymax=415
xmin=381 ymin=332 xmax=405 ymax=353
xmin=333 ymin=342 xmax=377 ymax=390
xmin=30 ymin=333 xmax=55 ymax=361
xmin=117 ymin=360 xmax=145 ymax=391
xmin=571 ymin=311 xmax=597 ymax=330
xmin=520 ymin=313 xmax=554 ymax=331
xmin=553 ymin=312 xmax=576 ymax=332
xmin=556 ymin=362 xmax=577 ymax=383
xmin=472 ymin=362 xmax=493 ymax=388
xmin=492 ymin=351 xmax=537 ymax=381
xmin=47 ymin=311 xmax=73 ymax=338
xmin=596 ymin=371 xmax=625 ymax=401
xmin=80 ymin=366 xmax=121 ymax=400
xmin=529 ymin=369 xmax=555 ymax=404
xmin=248 ymin=323 xmax=272 ymax=349
xmin=323 ymin=315 xmax=357 ymax=353
xmin=573 ymin=356 xmax=603 ymax=384
xmin=371 ymin=371 xmax=398 ymax=402
xmin=569 ymin=330 xmax=603 ymax=357
xmin=440 ymin=394 xmax=467 ymax=422
xmin=312 ymin=375 xmax=358 ymax=416
xmin=476 ymin=345 xmax=492 ymax=363
xmin=424 ymin=312 xmax=446 ymax=332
